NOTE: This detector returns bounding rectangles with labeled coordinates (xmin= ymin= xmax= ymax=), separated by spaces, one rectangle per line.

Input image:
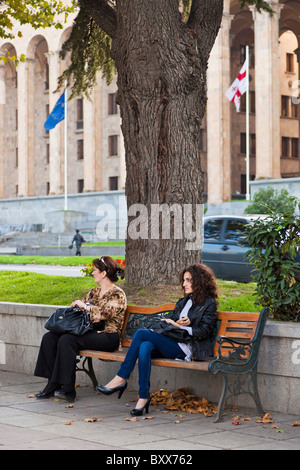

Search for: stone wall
xmin=0 ymin=190 xmax=127 ymax=240
xmin=1 ymin=302 xmax=300 ymax=416
xmin=250 ymin=177 xmax=300 ymax=203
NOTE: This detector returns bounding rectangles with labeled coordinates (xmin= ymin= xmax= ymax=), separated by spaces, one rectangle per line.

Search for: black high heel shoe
xmin=35 ymin=383 xmax=61 ymax=399
xmin=130 ymin=398 xmax=151 ymax=416
xmin=96 ymin=381 xmax=127 ymax=399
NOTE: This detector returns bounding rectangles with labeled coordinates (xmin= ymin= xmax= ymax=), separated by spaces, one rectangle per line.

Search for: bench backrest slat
xmin=121 ymin=305 xmax=262 ymax=358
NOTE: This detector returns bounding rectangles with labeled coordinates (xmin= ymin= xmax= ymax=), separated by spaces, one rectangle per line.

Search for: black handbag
xmin=44 ymin=306 xmax=92 ymax=336
xmin=148 ymin=319 xmax=191 ymax=343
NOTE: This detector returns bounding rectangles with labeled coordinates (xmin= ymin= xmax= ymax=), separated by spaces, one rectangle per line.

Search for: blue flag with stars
xmin=44 ymin=91 xmax=65 ymax=131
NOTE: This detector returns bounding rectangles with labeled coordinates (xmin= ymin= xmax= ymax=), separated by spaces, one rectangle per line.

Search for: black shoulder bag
xmin=44 ymin=306 xmax=92 ymax=336
xmin=148 ymin=319 xmax=191 ymax=343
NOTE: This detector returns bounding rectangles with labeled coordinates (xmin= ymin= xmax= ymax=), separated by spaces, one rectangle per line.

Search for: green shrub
xmin=244 ymin=201 xmax=300 ymax=321
xmin=245 ymin=187 xmax=297 ymax=215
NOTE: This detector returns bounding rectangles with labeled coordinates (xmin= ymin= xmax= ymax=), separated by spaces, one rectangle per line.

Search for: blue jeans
xmin=117 ymin=329 xmax=186 ymax=399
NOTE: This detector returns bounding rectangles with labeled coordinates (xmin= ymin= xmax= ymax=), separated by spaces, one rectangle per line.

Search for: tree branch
xmin=187 ymin=0 xmax=223 ymax=63
xmin=80 ymin=0 xmax=117 ymax=38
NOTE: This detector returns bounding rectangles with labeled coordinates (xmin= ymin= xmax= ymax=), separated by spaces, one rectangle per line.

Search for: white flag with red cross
xmin=226 ymin=59 xmax=248 ymax=112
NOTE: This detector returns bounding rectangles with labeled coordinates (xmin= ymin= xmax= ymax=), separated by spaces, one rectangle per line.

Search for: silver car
xmin=201 ymin=215 xmax=263 ymax=283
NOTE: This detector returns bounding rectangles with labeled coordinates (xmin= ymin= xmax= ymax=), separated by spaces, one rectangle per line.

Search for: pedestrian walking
xmin=70 ymin=229 xmax=86 ymax=256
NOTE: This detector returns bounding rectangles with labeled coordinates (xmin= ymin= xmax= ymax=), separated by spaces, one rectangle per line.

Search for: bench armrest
xmin=215 ymin=335 xmax=255 ymax=362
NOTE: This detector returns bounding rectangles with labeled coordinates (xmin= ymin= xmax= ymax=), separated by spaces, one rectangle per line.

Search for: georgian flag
xmin=226 ymin=59 xmax=248 ymax=112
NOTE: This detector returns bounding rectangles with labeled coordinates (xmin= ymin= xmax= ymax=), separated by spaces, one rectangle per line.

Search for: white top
xmin=177 ymin=299 xmax=193 ymax=361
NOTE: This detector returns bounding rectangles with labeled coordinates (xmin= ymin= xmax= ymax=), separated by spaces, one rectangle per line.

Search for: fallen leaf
xmin=174 ymin=420 xmax=181 ymax=424
xmin=64 ymin=420 xmax=75 ymax=425
xmin=66 ymin=404 xmax=73 ymax=408
xmin=232 ymin=420 xmax=241 ymax=426
xmin=84 ymin=418 xmax=102 ymax=422
xmin=27 ymin=394 xmax=35 ymax=398
xmin=271 ymin=424 xmax=279 ymax=429
xmin=142 ymin=416 xmax=154 ymax=420
xmin=241 ymin=417 xmax=252 ymax=421
xmin=150 ymin=387 xmax=215 ymax=416
xmin=256 ymin=413 xmax=274 ymax=424
xmin=124 ymin=417 xmax=139 ymax=422
xmin=292 ymin=422 xmax=300 ymax=427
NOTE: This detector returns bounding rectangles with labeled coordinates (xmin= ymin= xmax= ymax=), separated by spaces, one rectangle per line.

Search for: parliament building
xmin=0 ymin=0 xmax=299 ymax=205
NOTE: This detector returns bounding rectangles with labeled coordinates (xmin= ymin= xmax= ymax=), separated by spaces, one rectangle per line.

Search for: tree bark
xmin=84 ymin=0 xmax=223 ymax=285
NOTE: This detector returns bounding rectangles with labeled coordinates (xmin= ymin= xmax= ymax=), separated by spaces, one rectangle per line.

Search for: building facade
xmin=0 ymin=8 xmax=126 ymax=200
xmin=206 ymin=0 xmax=300 ymax=204
xmin=0 ymin=0 xmax=299 ymax=205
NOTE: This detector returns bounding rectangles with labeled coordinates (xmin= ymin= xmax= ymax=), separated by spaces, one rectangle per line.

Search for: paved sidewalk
xmin=0 ymin=370 xmax=300 ymax=451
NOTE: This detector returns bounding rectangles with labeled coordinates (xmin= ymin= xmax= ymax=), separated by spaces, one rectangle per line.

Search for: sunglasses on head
xmin=99 ymin=256 xmax=108 ymax=267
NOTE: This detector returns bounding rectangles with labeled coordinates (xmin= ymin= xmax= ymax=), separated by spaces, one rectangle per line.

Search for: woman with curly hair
xmin=97 ymin=264 xmax=218 ymax=416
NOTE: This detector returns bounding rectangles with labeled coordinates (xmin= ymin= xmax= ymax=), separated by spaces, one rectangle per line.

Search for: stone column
xmin=0 ymin=63 xmax=5 ymax=197
xmin=17 ymin=60 xmax=29 ymax=197
xmin=46 ymin=51 xmax=63 ymax=195
xmin=83 ymin=94 xmax=95 ymax=191
xmin=207 ymin=8 xmax=233 ymax=205
xmin=26 ymin=58 xmax=36 ymax=196
xmin=293 ymin=45 xmax=300 ymax=175
xmin=251 ymin=2 xmax=283 ymax=180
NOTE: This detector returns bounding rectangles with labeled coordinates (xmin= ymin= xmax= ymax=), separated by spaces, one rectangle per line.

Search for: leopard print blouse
xmin=83 ymin=285 xmax=127 ymax=335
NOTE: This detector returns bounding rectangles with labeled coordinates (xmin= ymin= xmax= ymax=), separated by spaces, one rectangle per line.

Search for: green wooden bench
xmin=77 ymin=304 xmax=269 ymax=422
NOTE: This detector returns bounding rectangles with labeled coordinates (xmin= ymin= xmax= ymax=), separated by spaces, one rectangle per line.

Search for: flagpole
xmin=64 ymin=80 xmax=68 ymax=211
xmin=245 ymin=46 xmax=250 ymax=201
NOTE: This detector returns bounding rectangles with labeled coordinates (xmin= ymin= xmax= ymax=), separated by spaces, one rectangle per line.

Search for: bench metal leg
xmin=76 ymin=357 xmax=98 ymax=389
xmin=248 ymin=364 xmax=265 ymax=417
xmin=214 ymin=373 xmax=228 ymax=423
xmin=214 ymin=366 xmax=265 ymax=423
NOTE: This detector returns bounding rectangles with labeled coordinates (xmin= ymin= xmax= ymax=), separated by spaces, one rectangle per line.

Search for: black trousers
xmin=34 ymin=330 xmax=119 ymax=390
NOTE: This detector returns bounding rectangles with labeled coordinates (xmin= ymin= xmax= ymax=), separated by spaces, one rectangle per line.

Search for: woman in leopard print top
xmin=34 ymin=256 xmax=127 ymax=402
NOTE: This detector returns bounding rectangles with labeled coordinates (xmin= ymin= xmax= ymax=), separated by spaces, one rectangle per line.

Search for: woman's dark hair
xmin=179 ymin=263 xmax=218 ymax=306
xmin=93 ymin=256 xmax=125 ymax=283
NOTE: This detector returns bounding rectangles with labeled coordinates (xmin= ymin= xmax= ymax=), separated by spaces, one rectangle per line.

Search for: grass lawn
xmin=0 ymin=270 xmax=260 ymax=312
xmin=0 ymin=271 xmax=95 ymax=305
xmin=0 ymin=255 xmax=124 ymax=266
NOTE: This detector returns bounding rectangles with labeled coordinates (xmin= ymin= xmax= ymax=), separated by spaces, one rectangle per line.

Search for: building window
xmin=77 ymin=98 xmax=83 ymax=130
xmin=15 ymin=147 xmax=18 ymax=168
xmin=241 ymin=174 xmax=255 ymax=196
xmin=45 ymin=63 xmax=49 ymax=90
xmin=46 ymin=143 xmax=50 ymax=164
xmin=78 ymin=179 xmax=84 ymax=193
xmin=281 ymin=95 xmax=289 ymax=117
xmin=282 ymin=137 xmax=289 ymax=157
xmin=240 ymin=45 xmax=255 ymax=68
xmin=292 ymin=138 xmax=299 ymax=159
xmin=286 ymin=53 xmax=294 ymax=73
xmin=46 ymin=182 xmax=50 ymax=195
xmin=108 ymin=93 xmax=118 ymax=115
xmin=77 ymin=139 xmax=84 ymax=160
xmin=240 ymin=133 xmax=256 ymax=155
xmin=45 ymin=104 xmax=49 ymax=134
xmin=291 ymin=100 xmax=298 ymax=119
xmin=240 ymin=91 xmax=255 ymax=113
xmin=109 ymin=176 xmax=118 ymax=191
xmin=108 ymin=135 xmax=118 ymax=156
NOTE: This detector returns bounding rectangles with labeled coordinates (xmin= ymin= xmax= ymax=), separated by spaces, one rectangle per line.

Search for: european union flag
xmin=44 ymin=91 xmax=65 ymax=131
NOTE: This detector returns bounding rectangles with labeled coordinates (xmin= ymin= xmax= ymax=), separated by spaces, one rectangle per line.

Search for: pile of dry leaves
xmin=150 ymin=387 xmax=217 ymax=417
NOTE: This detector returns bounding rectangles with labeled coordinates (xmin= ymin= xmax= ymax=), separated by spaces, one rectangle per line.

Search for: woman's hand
xmin=164 ymin=319 xmax=181 ymax=328
xmin=176 ymin=316 xmax=191 ymax=327
xmin=71 ymin=300 xmax=86 ymax=310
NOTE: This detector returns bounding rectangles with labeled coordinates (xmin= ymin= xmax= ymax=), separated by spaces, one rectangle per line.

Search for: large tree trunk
xmin=83 ymin=0 xmax=223 ymax=285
